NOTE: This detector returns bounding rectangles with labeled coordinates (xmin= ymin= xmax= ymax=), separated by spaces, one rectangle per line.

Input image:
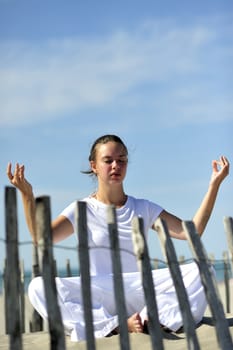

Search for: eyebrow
xmin=102 ymin=154 xmax=128 ymax=159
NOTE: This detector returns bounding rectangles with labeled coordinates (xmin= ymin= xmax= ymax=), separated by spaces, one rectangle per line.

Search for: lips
xmin=111 ymin=173 xmax=120 ymax=178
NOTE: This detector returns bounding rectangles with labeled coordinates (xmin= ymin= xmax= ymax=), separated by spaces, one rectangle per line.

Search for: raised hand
xmin=210 ymin=156 xmax=230 ymax=187
xmin=7 ymin=162 xmax=33 ymax=197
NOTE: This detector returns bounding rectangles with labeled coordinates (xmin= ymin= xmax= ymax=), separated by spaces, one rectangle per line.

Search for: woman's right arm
xmin=6 ymin=163 xmax=73 ymax=243
xmin=7 ymin=163 xmax=37 ymax=242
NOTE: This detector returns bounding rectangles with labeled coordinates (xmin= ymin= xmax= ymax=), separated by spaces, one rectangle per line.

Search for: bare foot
xmin=127 ymin=313 xmax=143 ymax=333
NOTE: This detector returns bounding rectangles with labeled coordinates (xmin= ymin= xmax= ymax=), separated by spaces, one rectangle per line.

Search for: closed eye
xmin=103 ymin=156 xmax=128 ymax=164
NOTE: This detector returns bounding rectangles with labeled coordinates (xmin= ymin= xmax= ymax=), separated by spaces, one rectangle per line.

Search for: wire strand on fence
xmin=1 ymin=235 xmax=227 ymax=266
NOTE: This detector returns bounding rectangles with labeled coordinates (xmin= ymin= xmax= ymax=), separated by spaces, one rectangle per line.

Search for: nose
xmin=112 ymin=160 xmax=120 ymax=168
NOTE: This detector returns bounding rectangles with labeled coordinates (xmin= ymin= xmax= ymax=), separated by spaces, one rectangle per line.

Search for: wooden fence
xmin=3 ymin=186 xmax=233 ymax=349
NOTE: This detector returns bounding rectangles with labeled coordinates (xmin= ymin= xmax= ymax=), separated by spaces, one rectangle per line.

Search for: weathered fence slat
xmin=19 ymin=260 xmax=25 ymax=334
xmin=223 ymin=216 xmax=233 ymax=276
xmin=3 ymin=259 xmax=9 ymax=334
xmin=107 ymin=205 xmax=131 ymax=350
xmin=132 ymin=216 xmax=164 ymax=350
xmin=5 ymin=186 xmax=22 ymax=350
xmin=77 ymin=201 xmax=96 ymax=350
xmin=183 ymin=220 xmax=233 ymax=350
xmin=154 ymin=218 xmax=200 ymax=350
xmin=223 ymin=251 xmax=231 ymax=314
xmin=66 ymin=259 xmax=72 ymax=277
xmin=36 ymin=196 xmax=66 ymax=350
xmin=29 ymin=243 xmax=43 ymax=332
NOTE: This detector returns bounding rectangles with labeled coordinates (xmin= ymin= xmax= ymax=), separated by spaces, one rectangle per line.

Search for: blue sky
xmin=0 ymin=0 xmax=232 ymax=270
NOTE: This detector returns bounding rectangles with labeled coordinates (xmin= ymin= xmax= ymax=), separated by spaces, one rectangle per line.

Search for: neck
xmin=94 ymin=189 xmax=127 ymax=208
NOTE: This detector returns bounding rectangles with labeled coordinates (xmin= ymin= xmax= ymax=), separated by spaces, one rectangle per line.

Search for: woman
xmin=7 ymin=134 xmax=229 ymax=341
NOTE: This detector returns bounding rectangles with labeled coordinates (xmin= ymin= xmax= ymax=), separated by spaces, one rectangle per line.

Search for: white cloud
xmin=0 ymin=16 xmax=232 ymax=127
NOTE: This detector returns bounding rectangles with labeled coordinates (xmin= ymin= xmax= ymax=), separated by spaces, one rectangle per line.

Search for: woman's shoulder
xmin=127 ymin=195 xmax=156 ymax=205
xmin=127 ymin=195 xmax=163 ymax=212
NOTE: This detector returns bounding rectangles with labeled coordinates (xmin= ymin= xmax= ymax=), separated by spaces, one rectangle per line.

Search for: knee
xmin=28 ymin=276 xmax=44 ymax=302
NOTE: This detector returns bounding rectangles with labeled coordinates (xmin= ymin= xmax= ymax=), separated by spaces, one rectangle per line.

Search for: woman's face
xmin=91 ymin=141 xmax=128 ymax=185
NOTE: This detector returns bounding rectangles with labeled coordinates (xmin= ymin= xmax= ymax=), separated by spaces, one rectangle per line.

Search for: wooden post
xmin=66 ymin=259 xmax=72 ymax=277
xmin=77 ymin=201 xmax=96 ymax=350
xmin=5 ymin=186 xmax=22 ymax=350
xmin=223 ymin=251 xmax=230 ymax=313
xmin=19 ymin=260 xmax=25 ymax=334
xmin=183 ymin=220 xmax=233 ymax=349
xmin=223 ymin=216 xmax=233 ymax=276
xmin=208 ymin=253 xmax=215 ymax=265
xmin=36 ymin=196 xmax=66 ymax=350
xmin=132 ymin=216 xmax=164 ymax=350
xmin=3 ymin=259 xmax=9 ymax=334
xmin=107 ymin=205 xmax=131 ymax=350
xmin=154 ymin=218 xmax=200 ymax=350
xmin=29 ymin=243 xmax=43 ymax=332
xmin=53 ymin=259 xmax=58 ymax=277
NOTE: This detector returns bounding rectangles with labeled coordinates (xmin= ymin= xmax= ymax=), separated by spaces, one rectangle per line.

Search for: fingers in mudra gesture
xmin=7 ymin=162 xmax=32 ymax=196
xmin=211 ymin=156 xmax=230 ymax=186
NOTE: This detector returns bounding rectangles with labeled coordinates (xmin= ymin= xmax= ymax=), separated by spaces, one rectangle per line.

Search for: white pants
xmin=28 ymin=262 xmax=207 ymax=342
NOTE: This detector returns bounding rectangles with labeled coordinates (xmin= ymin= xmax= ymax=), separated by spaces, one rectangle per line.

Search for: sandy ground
xmin=0 ymin=280 xmax=233 ymax=349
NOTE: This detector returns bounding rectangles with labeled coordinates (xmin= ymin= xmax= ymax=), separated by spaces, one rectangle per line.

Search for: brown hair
xmin=82 ymin=134 xmax=128 ymax=176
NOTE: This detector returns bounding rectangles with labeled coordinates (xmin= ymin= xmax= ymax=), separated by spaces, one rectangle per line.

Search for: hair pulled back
xmin=82 ymin=134 xmax=128 ymax=176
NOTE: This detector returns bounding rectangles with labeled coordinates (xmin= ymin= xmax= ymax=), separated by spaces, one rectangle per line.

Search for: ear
xmin=90 ymin=161 xmax=97 ymax=174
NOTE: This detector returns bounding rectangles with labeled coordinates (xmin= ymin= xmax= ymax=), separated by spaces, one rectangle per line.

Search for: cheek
xmin=122 ymin=163 xmax=128 ymax=173
xmin=97 ymin=164 xmax=109 ymax=176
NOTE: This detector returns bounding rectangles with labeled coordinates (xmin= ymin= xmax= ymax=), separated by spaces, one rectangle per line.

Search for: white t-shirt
xmin=61 ymin=195 xmax=163 ymax=276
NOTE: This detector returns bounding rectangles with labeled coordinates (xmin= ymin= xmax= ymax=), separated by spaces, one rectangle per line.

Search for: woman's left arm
xmin=153 ymin=156 xmax=230 ymax=239
xmin=192 ymin=155 xmax=229 ymax=236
